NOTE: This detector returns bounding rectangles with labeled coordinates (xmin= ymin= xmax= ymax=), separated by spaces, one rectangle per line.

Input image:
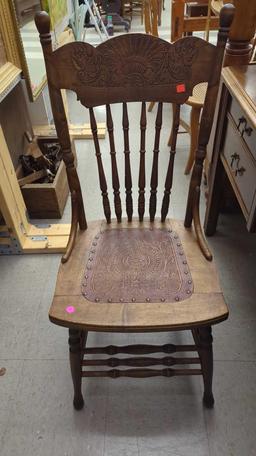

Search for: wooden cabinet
xmin=221 ymin=115 xmax=256 ymax=216
xmin=204 ymin=64 xmax=256 ymax=234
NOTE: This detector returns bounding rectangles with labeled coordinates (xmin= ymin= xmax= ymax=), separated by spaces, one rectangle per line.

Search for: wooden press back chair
xmin=35 ymin=5 xmax=234 ymax=411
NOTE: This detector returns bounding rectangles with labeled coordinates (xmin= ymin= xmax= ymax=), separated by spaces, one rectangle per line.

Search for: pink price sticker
xmin=66 ymin=306 xmax=75 ymax=314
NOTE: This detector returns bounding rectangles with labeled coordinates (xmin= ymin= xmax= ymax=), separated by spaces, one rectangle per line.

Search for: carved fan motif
xmin=72 ymin=35 xmax=201 ymax=88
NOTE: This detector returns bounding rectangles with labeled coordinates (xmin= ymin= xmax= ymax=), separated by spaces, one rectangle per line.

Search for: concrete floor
xmin=1 ymin=6 xmax=256 ymax=456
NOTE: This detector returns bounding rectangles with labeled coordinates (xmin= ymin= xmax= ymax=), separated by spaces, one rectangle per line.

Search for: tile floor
xmin=1 ymin=4 xmax=256 ymax=456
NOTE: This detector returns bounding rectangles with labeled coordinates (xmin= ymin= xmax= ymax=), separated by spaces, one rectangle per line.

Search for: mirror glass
xmin=12 ymin=0 xmax=70 ymax=100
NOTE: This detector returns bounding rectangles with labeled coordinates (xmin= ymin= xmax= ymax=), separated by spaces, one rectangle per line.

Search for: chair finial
xmin=34 ymin=11 xmax=51 ymax=36
xmin=219 ymin=3 xmax=235 ymax=31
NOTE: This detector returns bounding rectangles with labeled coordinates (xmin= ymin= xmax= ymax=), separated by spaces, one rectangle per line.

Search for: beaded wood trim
xmin=81 ymin=228 xmax=193 ymax=303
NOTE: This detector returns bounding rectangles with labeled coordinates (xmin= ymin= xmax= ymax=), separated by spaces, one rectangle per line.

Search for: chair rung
xmin=81 ymin=368 xmax=202 ymax=378
xmin=82 ymin=356 xmax=200 ymax=367
xmin=83 ymin=344 xmax=197 ymax=356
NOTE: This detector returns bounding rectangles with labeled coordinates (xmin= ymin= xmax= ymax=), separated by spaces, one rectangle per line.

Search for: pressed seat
xmin=51 ymin=218 xmax=227 ymax=331
xmin=35 ymin=4 xmax=234 ymax=412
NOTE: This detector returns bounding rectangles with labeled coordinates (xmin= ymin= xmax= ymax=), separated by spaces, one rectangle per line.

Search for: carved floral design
xmin=72 ymin=35 xmax=201 ymax=88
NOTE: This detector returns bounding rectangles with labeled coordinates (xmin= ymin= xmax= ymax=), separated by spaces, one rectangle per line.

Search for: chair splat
xmin=149 ymin=102 xmax=163 ymax=222
xmin=122 ymin=103 xmax=133 ymax=222
xmin=138 ymin=102 xmax=147 ymax=222
xmin=106 ymin=105 xmax=122 ymax=223
xmin=89 ymin=107 xmax=111 ymax=223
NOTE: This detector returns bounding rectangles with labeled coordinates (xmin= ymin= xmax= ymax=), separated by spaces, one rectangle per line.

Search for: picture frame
xmin=0 ymin=0 xmax=22 ymax=102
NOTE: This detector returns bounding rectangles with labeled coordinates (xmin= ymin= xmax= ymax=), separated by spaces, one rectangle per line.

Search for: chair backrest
xmin=35 ymin=6 xmax=234 ymax=254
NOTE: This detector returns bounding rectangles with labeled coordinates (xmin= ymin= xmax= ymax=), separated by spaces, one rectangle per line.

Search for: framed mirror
xmin=0 ymin=0 xmax=22 ymax=102
xmin=10 ymin=0 xmax=71 ymax=101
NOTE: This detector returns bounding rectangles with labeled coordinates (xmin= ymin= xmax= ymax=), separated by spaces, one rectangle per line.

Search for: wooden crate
xmin=16 ymin=137 xmax=75 ymax=219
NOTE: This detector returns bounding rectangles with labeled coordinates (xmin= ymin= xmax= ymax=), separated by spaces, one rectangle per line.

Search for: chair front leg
xmin=192 ymin=326 xmax=214 ymax=408
xmin=68 ymin=329 xmax=85 ymax=410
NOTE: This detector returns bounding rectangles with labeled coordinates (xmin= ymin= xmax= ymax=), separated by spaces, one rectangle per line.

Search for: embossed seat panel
xmin=51 ymin=219 xmax=228 ymax=331
xmin=81 ymin=227 xmax=193 ymax=304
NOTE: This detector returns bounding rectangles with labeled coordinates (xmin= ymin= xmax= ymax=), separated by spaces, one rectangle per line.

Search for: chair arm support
xmin=193 ymin=186 xmax=213 ymax=261
xmin=62 ymin=190 xmax=79 ymax=264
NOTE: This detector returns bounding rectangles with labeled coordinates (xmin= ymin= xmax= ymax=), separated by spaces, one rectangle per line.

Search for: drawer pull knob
xmin=235 ymin=166 xmax=246 ymax=177
xmin=237 ymin=117 xmax=246 ymax=129
xmin=242 ymin=126 xmax=253 ymax=137
xmin=230 ymin=153 xmax=240 ymax=168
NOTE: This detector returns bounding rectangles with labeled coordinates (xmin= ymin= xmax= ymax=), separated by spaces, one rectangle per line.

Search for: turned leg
xmin=68 ymin=329 xmax=86 ymax=410
xmin=184 ymin=105 xmax=201 ymax=175
xmin=192 ymin=326 xmax=214 ymax=408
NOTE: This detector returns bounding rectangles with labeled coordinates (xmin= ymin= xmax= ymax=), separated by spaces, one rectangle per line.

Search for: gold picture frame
xmin=0 ymin=0 xmax=22 ymax=101
xmin=8 ymin=0 xmax=48 ymax=101
xmin=6 ymin=1 xmax=70 ymax=102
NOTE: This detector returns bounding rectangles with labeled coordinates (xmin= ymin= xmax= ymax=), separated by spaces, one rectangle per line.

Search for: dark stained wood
xmin=193 ymin=186 xmax=212 ymax=260
xmin=204 ymin=83 xmax=229 ymax=235
xmin=192 ymin=326 xmax=214 ymax=408
xmin=62 ymin=191 xmax=78 ymax=264
xmin=84 ymin=343 xmax=197 ymax=355
xmin=34 ymin=12 xmax=86 ymax=254
xmin=89 ymin=107 xmax=111 ymax=223
xmin=161 ymin=104 xmax=180 ymax=222
xmin=122 ymin=103 xmax=133 ymax=222
xmin=149 ymin=102 xmax=163 ymax=222
xmin=82 ymin=356 xmax=200 ymax=367
xmin=138 ymin=102 xmax=147 ymax=222
xmin=39 ymin=32 xmax=229 ymax=107
xmin=35 ymin=9 xmax=234 ymax=241
xmin=68 ymin=329 xmax=85 ymax=410
xmin=82 ymin=368 xmax=202 ymax=378
xmin=106 ymin=104 xmax=122 ymax=222
xmin=49 ymin=218 xmax=228 ymax=409
xmin=184 ymin=4 xmax=234 ymax=246
xmin=35 ymin=7 xmax=234 ymax=410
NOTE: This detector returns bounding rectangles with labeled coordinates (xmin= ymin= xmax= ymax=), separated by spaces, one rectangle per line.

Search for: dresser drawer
xmin=229 ymin=97 xmax=256 ymax=162
xmin=221 ymin=116 xmax=256 ymax=215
